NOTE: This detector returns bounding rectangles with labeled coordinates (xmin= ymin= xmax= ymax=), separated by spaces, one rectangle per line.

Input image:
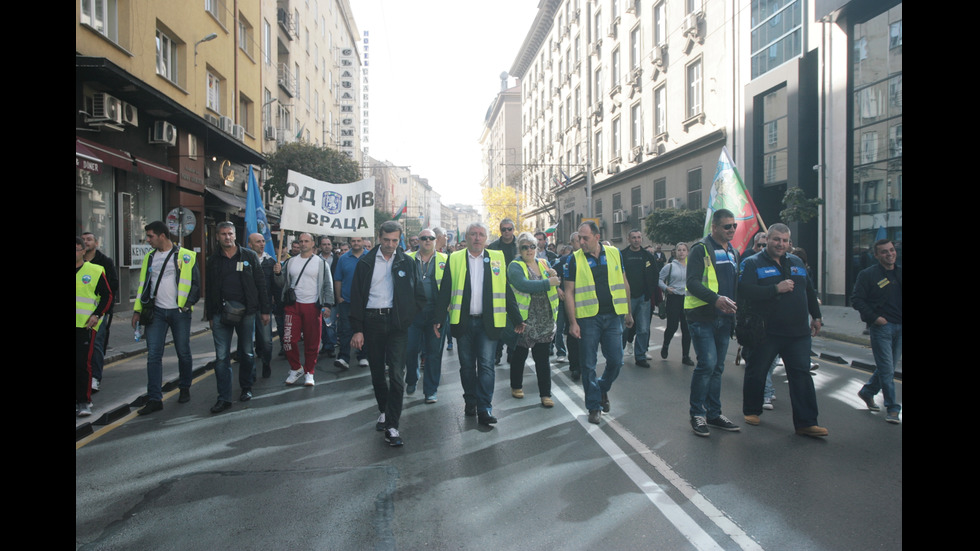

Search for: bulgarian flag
xmin=705 ymin=146 xmax=764 ymax=254
xmin=392 ymin=200 xmax=408 ymax=220
xmin=544 ymin=221 xmax=559 ymax=237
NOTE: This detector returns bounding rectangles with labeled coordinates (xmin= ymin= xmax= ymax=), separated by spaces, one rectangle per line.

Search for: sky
xmin=348 ymin=0 xmax=540 ymax=208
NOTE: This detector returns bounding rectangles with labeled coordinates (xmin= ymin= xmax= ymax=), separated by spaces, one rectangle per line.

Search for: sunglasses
xmin=501 ymin=227 xmax=514 ymax=232
xmin=419 ymin=236 xmax=436 ymax=241
xmin=519 ymin=244 xmax=536 ymax=251
xmin=721 ymin=223 xmax=738 ymax=230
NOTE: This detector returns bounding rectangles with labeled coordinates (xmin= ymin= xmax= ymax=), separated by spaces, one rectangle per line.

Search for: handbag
xmin=735 ymin=310 xmax=767 ymax=348
xmin=221 ymin=300 xmax=247 ymax=325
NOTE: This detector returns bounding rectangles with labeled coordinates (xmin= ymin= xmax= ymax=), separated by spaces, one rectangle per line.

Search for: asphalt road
xmin=75 ymin=319 xmax=902 ymax=551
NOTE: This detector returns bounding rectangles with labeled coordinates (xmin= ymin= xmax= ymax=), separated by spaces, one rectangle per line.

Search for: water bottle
xmin=134 ymin=323 xmax=144 ymax=342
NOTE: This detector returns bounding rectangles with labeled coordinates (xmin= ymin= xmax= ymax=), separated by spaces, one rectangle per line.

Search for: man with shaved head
xmin=249 ymin=233 xmax=279 ymax=378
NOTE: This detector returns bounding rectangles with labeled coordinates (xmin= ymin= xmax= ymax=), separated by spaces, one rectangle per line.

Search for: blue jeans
xmin=763 ymin=356 xmax=778 ymax=401
xmin=212 ymin=312 xmax=256 ymax=402
xmin=405 ymin=310 xmax=447 ymax=397
xmin=321 ymin=306 xmax=337 ymax=349
xmin=144 ymin=307 xmax=194 ymax=401
xmin=254 ymin=313 xmax=273 ymax=367
xmin=625 ymin=297 xmax=651 ymax=357
xmin=863 ymin=322 xmax=902 ymax=414
xmin=554 ymin=302 xmax=568 ymax=356
xmin=335 ymin=302 xmax=366 ymax=363
xmin=455 ymin=317 xmax=497 ymax=414
xmin=689 ymin=317 xmax=733 ymax=419
xmin=743 ymin=334 xmax=819 ymax=428
xmin=579 ymin=313 xmax=624 ymax=411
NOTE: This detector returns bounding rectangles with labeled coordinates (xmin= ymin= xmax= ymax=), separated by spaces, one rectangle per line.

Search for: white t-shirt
xmin=148 ymin=248 xmax=179 ymax=309
xmin=287 ymin=255 xmax=320 ymax=304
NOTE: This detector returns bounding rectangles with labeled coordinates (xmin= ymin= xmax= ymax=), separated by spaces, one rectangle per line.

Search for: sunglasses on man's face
xmin=419 ymin=236 xmax=435 ymax=241
xmin=721 ymin=223 xmax=738 ymax=230
xmin=501 ymin=227 xmax=514 ymax=232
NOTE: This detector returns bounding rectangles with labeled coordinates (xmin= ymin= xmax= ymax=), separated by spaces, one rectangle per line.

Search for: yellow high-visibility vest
xmin=407 ymin=250 xmax=448 ymax=291
xmin=572 ymin=246 xmax=627 ymax=318
xmin=134 ymin=247 xmax=197 ymax=312
xmin=448 ymin=249 xmax=507 ymax=327
xmin=510 ymin=258 xmax=559 ymax=322
xmin=76 ymin=262 xmax=106 ymax=330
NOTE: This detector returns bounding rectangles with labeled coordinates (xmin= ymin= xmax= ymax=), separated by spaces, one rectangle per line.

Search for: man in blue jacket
xmin=739 ymin=223 xmax=827 ymax=437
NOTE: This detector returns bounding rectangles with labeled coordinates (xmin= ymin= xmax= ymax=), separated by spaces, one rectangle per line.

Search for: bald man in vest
xmin=565 ymin=221 xmax=634 ymax=425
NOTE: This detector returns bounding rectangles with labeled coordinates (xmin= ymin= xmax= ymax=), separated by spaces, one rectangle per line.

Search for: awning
xmin=206 ymin=186 xmax=248 ymax=211
xmin=76 ymin=139 xmax=103 ymax=173
xmin=76 ymin=136 xmax=178 ymax=183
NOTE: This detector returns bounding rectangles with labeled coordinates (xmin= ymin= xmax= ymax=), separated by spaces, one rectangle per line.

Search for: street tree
xmin=264 ymin=141 xmax=361 ymax=201
xmin=644 ymin=208 xmax=708 ymax=245
xmin=481 ymin=185 xmax=524 ymax=236
xmin=780 ymin=187 xmax=824 ymax=224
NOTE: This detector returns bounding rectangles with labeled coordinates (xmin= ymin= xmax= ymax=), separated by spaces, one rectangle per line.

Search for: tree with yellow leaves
xmin=481 ymin=185 xmax=524 ymax=236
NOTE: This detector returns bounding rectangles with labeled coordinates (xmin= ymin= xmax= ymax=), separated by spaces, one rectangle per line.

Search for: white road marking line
xmin=546 ymin=365 xmax=762 ymax=551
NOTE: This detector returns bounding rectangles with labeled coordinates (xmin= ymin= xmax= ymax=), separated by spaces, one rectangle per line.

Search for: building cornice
xmin=509 ymin=0 xmax=562 ymax=78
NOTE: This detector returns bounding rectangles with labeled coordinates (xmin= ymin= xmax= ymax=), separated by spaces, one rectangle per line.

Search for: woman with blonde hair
xmin=659 ymin=242 xmax=694 ymax=365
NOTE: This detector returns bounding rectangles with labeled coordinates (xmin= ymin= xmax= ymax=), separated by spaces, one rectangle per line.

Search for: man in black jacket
xmin=350 ymin=221 xmax=426 ymax=446
xmin=205 ymin=222 xmax=271 ymax=413
xmin=739 ymin=223 xmax=826 ymax=437
xmin=852 ymin=238 xmax=902 ymax=424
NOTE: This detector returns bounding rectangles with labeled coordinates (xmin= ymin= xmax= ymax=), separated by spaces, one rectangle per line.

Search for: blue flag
xmin=245 ymin=165 xmax=276 ymax=258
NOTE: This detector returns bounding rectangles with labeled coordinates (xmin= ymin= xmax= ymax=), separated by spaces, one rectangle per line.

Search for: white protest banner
xmin=280 ymin=170 xmax=375 ymax=237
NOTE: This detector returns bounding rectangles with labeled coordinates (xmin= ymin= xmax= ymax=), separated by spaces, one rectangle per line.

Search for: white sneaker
xmin=763 ymin=397 xmax=774 ymax=410
xmin=334 ymin=358 xmax=349 ymax=369
xmin=91 ymin=379 xmax=100 ymax=391
xmin=625 ymin=342 xmax=634 ymax=355
xmin=555 ymin=355 xmax=568 ymax=363
xmin=359 ymin=358 xmax=369 ymax=367
xmin=304 ymin=373 xmax=315 ymax=386
xmin=285 ymin=368 xmax=304 ymax=385
xmin=77 ymin=402 xmax=92 ymax=417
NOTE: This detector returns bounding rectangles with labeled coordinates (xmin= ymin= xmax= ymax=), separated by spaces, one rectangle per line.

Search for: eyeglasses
xmin=501 ymin=227 xmax=514 ymax=232
xmin=419 ymin=236 xmax=435 ymax=241
xmin=519 ymin=244 xmax=535 ymax=251
xmin=721 ymin=223 xmax=738 ymax=230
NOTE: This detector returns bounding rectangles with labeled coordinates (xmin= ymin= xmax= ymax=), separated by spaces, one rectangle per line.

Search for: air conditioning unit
xmin=626 ymin=1 xmax=638 ymax=14
xmin=204 ymin=113 xmax=220 ymax=127
xmin=589 ymin=43 xmax=599 ymax=57
xmin=121 ymin=102 xmax=139 ymax=126
xmin=90 ymin=93 xmax=122 ymax=123
xmin=612 ymin=209 xmax=628 ymax=223
xmin=640 ymin=204 xmax=652 ymax=217
xmin=592 ymin=102 xmax=603 ymax=117
xmin=219 ymin=116 xmax=233 ymax=133
xmin=150 ymin=121 xmax=177 ymax=146
xmin=607 ymin=24 xmax=617 ymax=39
xmin=607 ymin=163 xmax=620 ymax=174
xmin=232 ymin=124 xmax=245 ymax=141
xmin=667 ymin=197 xmax=684 ymax=209
xmin=652 ymin=45 xmax=666 ymax=67
xmin=683 ymin=12 xmax=701 ymax=36
xmin=553 ymin=86 xmax=560 ymax=97
xmin=264 ymin=126 xmax=277 ymax=141
xmin=631 ymin=146 xmax=643 ymax=161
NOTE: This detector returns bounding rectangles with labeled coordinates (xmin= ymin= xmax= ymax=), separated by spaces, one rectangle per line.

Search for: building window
xmin=238 ymin=14 xmax=254 ymax=58
xmin=654 ymin=84 xmax=666 ymax=137
xmin=594 ymin=9 xmax=602 ymax=44
xmin=612 ymin=117 xmax=621 ymax=160
xmin=630 ymin=25 xmax=641 ymax=71
xmin=239 ymin=94 xmax=253 ymax=134
xmin=631 ymin=102 xmax=642 ymax=148
xmin=263 ymin=19 xmax=272 ymax=64
xmin=686 ymin=58 xmax=702 ymax=120
xmin=594 ymin=67 xmax=603 ymax=100
xmin=595 ymin=198 xmax=603 ymax=220
xmin=80 ymin=0 xmax=119 ymax=43
xmin=654 ymin=1 xmax=666 ymax=46
xmin=631 ymin=186 xmax=642 ymax=222
xmin=687 ymin=168 xmax=702 ymax=210
xmin=205 ymin=0 xmax=225 ymax=26
xmin=594 ymin=130 xmax=603 ymax=167
xmin=156 ymin=29 xmax=181 ymax=85
xmin=860 ymin=132 xmax=879 ymax=164
xmin=612 ymin=192 xmax=622 ymax=240
xmin=750 ymin=0 xmax=802 ymax=79
xmin=767 ymin=120 xmax=778 ymax=145
xmin=761 ymin=85 xmax=787 ymax=185
xmin=207 ymin=70 xmax=222 ymax=114
xmin=611 ymin=47 xmax=621 ymax=93
xmin=654 ymin=178 xmax=667 ymax=210
xmin=889 ymin=20 xmax=902 ymax=49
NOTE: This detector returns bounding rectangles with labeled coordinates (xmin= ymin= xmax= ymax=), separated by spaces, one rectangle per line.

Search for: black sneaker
xmin=210 ymin=400 xmax=233 ymax=414
xmin=138 ymin=400 xmax=163 ymax=416
xmin=661 ymin=347 xmax=669 ymax=359
xmin=601 ymin=392 xmax=610 ymax=413
xmin=707 ymin=415 xmax=741 ymax=432
xmin=240 ymin=390 xmax=253 ymax=402
xmin=385 ymin=428 xmax=404 ymax=446
xmin=464 ymin=404 xmax=477 ymax=417
xmin=635 ymin=359 xmax=650 ymax=368
xmin=691 ymin=416 xmax=709 ymax=436
xmin=682 ymin=357 xmax=695 ymax=366
xmin=178 ymin=388 xmax=191 ymax=403
xmin=570 ymin=369 xmax=581 ymax=381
